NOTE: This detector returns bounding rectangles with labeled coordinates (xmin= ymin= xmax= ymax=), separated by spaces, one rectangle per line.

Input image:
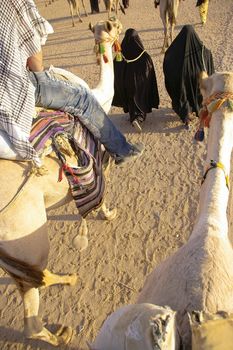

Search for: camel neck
xmin=96 ymin=42 xmax=114 ymax=91
xmin=190 ymin=109 xmax=233 ymax=241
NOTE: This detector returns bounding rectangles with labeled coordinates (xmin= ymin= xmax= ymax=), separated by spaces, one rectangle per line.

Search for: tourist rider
xmin=0 ymin=0 xmax=144 ymax=168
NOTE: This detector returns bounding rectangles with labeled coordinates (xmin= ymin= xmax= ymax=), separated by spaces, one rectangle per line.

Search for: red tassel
xmin=103 ymin=54 xmax=108 ymax=63
xmin=114 ymin=40 xmax=121 ymax=53
xmin=58 ymin=163 xmax=79 ymax=184
xmin=58 ymin=164 xmax=64 ymax=182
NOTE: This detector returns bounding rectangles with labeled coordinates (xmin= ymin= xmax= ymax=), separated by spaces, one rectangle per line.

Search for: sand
xmin=0 ymin=0 xmax=233 ymax=349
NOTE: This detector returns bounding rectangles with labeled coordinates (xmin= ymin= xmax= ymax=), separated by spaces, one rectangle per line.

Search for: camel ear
xmin=89 ymin=22 xmax=94 ymax=32
xmin=105 ymin=20 xmax=113 ymax=32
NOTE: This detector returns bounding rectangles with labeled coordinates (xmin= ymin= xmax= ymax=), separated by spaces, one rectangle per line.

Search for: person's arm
xmin=27 ymin=50 xmax=44 ymax=72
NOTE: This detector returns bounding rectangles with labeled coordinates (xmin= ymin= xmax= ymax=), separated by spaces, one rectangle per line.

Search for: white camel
xmin=156 ymin=0 xmax=180 ymax=53
xmin=50 ymin=18 xmax=123 ymax=114
xmin=104 ymin=0 xmax=125 ymax=19
xmin=91 ymin=71 xmax=233 ymax=349
xmin=0 ymin=18 xmax=122 ymax=347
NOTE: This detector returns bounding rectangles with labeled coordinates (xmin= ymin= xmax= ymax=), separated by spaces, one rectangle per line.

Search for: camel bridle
xmin=202 ymin=160 xmax=230 ymax=190
xmin=196 ymin=91 xmax=233 ymax=190
xmin=93 ymin=21 xmax=122 ymax=64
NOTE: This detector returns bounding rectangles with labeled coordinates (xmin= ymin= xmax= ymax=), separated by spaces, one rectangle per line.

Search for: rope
xmin=122 ymin=50 xmax=146 ymax=63
xmin=0 ymin=163 xmax=35 ymax=214
xmin=201 ymin=44 xmax=207 ymax=72
xmin=195 ymin=92 xmax=233 ymax=142
xmin=203 ymin=92 xmax=233 ymax=106
xmin=202 ymin=160 xmax=230 ymax=190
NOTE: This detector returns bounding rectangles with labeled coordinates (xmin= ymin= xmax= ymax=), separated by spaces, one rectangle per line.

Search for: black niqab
xmin=163 ymin=25 xmax=214 ymax=122
xmin=112 ymin=28 xmax=159 ymax=122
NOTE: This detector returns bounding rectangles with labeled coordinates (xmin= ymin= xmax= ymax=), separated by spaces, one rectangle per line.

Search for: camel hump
xmin=0 ymin=159 xmax=29 ymax=212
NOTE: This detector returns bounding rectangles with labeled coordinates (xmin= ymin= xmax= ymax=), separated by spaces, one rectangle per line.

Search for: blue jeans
xmin=29 ymin=70 xmax=132 ymax=156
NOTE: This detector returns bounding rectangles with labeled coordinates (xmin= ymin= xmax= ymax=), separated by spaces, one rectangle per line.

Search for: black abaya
xmin=89 ymin=0 xmax=99 ymax=13
xmin=112 ymin=28 xmax=159 ymax=123
xmin=163 ymin=25 xmax=214 ymax=123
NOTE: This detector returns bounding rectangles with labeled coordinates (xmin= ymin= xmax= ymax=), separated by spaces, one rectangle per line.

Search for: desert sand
xmin=0 ymin=0 xmax=233 ymax=349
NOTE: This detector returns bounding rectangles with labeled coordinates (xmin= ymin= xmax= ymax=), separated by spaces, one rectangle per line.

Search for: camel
xmin=0 ymin=18 xmax=123 ymax=347
xmin=67 ymin=0 xmax=88 ymax=26
xmin=44 ymin=0 xmax=88 ymax=26
xmin=91 ymin=71 xmax=233 ymax=349
xmin=104 ymin=0 xmax=125 ymax=19
xmin=49 ymin=17 xmax=123 ymax=114
xmin=156 ymin=0 xmax=180 ymax=53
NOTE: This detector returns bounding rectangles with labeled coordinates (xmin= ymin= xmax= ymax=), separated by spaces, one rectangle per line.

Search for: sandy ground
xmin=0 ymin=0 xmax=233 ymax=349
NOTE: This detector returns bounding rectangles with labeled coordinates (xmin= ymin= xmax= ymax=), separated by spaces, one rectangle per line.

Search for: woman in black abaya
xmin=113 ymin=28 xmax=159 ymax=132
xmin=163 ymin=25 xmax=214 ymax=128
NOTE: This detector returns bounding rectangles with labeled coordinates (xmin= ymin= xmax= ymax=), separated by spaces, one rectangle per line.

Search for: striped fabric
xmin=29 ymin=109 xmax=74 ymax=152
xmin=30 ymin=110 xmax=105 ymax=217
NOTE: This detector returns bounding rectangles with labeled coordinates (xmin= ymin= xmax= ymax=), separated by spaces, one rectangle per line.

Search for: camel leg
xmin=69 ymin=2 xmax=76 ymax=27
xmin=170 ymin=21 xmax=175 ymax=45
xmin=115 ymin=0 xmax=119 ymax=16
xmin=81 ymin=0 xmax=88 ymax=16
xmin=22 ymin=287 xmax=73 ymax=346
xmin=42 ymin=269 xmax=78 ymax=287
xmin=73 ymin=0 xmax=83 ymax=23
xmin=160 ymin=7 xmax=169 ymax=53
xmin=99 ymin=201 xmax=117 ymax=221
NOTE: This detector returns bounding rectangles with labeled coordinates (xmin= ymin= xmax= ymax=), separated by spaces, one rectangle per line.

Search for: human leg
xmin=29 ymin=71 xmax=143 ymax=161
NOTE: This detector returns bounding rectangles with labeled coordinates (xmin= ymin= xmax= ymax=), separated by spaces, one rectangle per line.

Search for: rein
xmin=94 ymin=25 xmax=122 ymax=64
xmin=122 ymin=50 xmax=146 ymax=63
xmin=202 ymin=160 xmax=230 ymax=190
xmin=195 ymin=91 xmax=233 ymax=142
xmin=0 ymin=163 xmax=48 ymax=214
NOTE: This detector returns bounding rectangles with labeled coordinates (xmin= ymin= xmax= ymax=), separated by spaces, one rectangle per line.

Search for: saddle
xmin=0 ymin=108 xmax=107 ymax=217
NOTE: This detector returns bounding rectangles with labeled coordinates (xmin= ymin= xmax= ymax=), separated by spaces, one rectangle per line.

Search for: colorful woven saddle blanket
xmin=30 ymin=109 xmax=106 ymax=217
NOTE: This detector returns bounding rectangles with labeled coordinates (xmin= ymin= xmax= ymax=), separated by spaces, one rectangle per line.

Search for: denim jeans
xmin=28 ymin=70 xmax=132 ymax=156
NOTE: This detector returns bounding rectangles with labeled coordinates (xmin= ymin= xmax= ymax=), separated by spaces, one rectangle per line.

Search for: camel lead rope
xmin=202 ymin=160 xmax=230 ymax=190
xmin=195 ymin=94 xmax=233 ymax=142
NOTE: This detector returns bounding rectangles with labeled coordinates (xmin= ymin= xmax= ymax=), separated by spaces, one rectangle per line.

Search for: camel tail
xmin=0 ymin=251 xmax=45 ymax=289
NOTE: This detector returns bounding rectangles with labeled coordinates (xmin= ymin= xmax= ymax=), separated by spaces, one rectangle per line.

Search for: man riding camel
xmin=0 ymin=0 xmax=144 ymax=168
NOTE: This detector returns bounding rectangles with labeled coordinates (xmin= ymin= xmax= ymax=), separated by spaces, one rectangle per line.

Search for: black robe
xmin=112 ymin=28 xmax=160 ymax=123
xmin=123 ymin=0 xmax=129 ymax=8
xmin=89 ymin=0 xmax=99 ymax=13
xmin=163 ymin=25 xmax=214 ymax=123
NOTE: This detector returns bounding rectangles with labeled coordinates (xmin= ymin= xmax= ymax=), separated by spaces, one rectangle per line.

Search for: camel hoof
xmin=28 ymin=325 xmax=73 ymax=346
xmin=73 ymin=234 xmax=89 ymax=251
xmin=56 ymin=325 xmax=73 ymax=345
xmin=69 ymin=273 xmax=78 ymax=286
xmin=101 ymin=207 xmax=117 ymax=221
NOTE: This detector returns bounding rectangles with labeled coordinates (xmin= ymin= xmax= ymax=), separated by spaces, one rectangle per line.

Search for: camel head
xmin=199 ymin=71 xmax=233 ymax=101
xmin=89 ymin=17 xmax=123 ymax=45
xmin=89 ymin=303 xmax=179 ymax=350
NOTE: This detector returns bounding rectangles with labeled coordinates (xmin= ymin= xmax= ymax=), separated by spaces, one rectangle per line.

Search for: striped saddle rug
xmin=30 ymin=109 xmax=106 ymax=217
